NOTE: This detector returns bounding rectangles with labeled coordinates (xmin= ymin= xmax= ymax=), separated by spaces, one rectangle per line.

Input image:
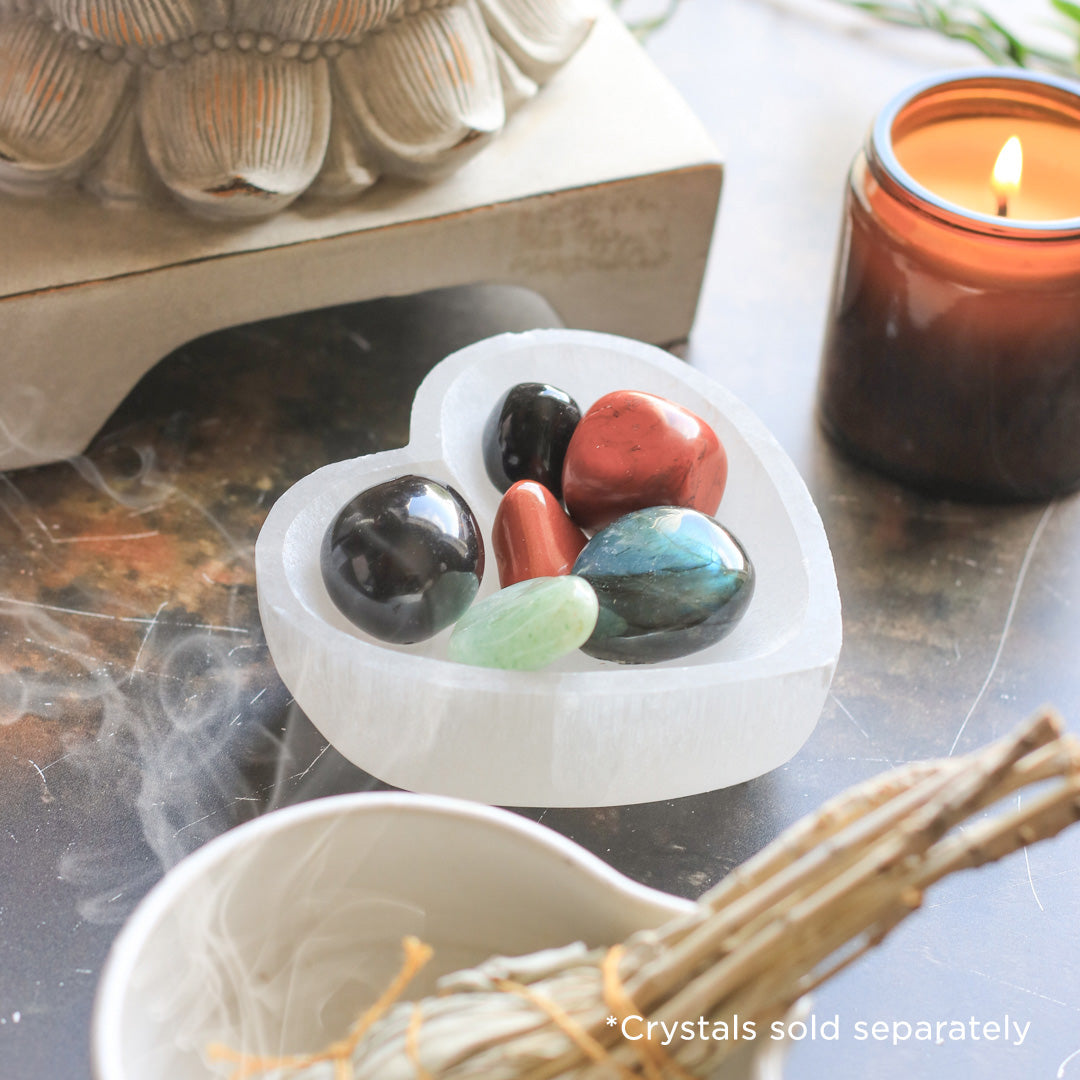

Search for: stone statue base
xmin=0 ymin=11 xmax=721 ymax=471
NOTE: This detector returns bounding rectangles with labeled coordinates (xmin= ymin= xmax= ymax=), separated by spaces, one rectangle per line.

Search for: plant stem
xmin=612 ymin=0 xmax=687 ymax=41
xmin=831 ymin=0 xmax=1080 ymax=75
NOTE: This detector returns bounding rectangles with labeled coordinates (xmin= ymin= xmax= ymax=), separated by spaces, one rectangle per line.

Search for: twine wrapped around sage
xmin=210 ymin=707 xmax=1080 ymax=1080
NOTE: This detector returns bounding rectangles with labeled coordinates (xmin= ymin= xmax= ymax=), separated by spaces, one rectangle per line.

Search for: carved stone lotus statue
xmin=0 ymin=0 xmax=594 ymax=218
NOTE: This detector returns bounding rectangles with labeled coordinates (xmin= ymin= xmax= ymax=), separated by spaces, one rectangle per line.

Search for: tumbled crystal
xmin=492 ymin=480 xmax=588 ymax=588
xmin=562 ymin=390 xmax=727 ymax=531
xmin=483 ymin=382 xmax=582 ymax=498
xmin=448 ymin=575 xmax=599 ymax=670
xmin=321 ymin=474 xmax=484 ymax=644
xmin=573 ymin=506 xmax=753 ymax=663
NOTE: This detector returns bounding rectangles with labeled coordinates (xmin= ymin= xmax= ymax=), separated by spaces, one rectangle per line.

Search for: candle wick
xmin=996 ymin=195 xmax=1009 ymax=218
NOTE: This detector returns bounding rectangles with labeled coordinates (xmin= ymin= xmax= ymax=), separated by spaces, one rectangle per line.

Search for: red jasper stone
xmin=492 ymin=480 xmax=588 ymax=588
xmin=562 ymin=390 xmax=728 ymax=531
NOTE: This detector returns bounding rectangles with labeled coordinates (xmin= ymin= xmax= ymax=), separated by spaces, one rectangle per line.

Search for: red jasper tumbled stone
xmin=562 ymin=390 xmax=728 ymax=531
xmin=492 ymin=480 xmax=588 ymax=588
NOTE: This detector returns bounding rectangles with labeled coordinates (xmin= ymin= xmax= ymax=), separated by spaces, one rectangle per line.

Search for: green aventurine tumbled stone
xmin=447 ymin=576 xmax=599 ymax=670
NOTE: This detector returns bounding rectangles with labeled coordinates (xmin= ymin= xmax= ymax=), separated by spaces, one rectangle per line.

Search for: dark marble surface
xmin=4 ymin=5 xmax=1080 ymax=1080
xmin=2 ymin=281 xmax=1078 ymax=1080
xmin=0 ymin=287 xmax=555 ymax=1079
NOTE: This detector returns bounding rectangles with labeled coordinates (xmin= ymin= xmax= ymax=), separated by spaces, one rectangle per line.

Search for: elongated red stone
xmin=562 ymin=390 xmax=728 ymax=531
xmin=492 ymin=480 xmax=588 ymax=588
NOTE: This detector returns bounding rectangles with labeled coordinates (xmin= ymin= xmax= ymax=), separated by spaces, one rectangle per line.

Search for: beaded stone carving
xmin=0 ymin=0 xmax=594 ymax=218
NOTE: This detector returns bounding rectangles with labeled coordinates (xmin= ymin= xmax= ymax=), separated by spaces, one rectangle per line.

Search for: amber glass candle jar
xmin=818 ymin=70 xmax=1080 ymax=501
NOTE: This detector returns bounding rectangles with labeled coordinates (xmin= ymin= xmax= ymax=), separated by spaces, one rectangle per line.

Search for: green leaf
xmin=976 ymin=9 xmax=1028 ymax=63
xmin=829 ymin=0 xmax=1080 ymax=79
xmin=1051 ymin=0 xmax=1080 ymax=26
xmin=615 ymin=0 xmax=685 ymax=40
xmin=842 ymin=0 xmax=931 ymax=28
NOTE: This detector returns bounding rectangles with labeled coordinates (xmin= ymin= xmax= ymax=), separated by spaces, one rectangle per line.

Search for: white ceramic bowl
xmin=91 ymin=794 xmax=788 ymax=1080
xmin=256 ymin=330 xmax=842 ymax=806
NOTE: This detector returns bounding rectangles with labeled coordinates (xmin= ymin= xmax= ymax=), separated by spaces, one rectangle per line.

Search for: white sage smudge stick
xmin=210 ymin=706 xmax=1080 ymax=1080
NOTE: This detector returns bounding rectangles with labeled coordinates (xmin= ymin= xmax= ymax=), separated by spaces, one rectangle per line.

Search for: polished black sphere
xmin=321 ymin=475 xmax=484 ymax=644
xmin=483 ymin=382 xmax=581 ymax=498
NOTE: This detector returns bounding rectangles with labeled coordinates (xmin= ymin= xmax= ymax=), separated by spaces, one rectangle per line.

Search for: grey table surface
xmin=3 ymin=2 xmax=1080 ymax=1079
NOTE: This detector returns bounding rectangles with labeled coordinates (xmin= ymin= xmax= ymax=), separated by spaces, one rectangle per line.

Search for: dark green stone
xmin=572 ymin=506 xmax=754 ymax=663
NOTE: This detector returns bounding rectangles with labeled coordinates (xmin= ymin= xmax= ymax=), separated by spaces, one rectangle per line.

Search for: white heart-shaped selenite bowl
xmin=92 ymin=794 xmax=795 ymax=1080
xmin=255 ymin=330 xmax=842 ymax=807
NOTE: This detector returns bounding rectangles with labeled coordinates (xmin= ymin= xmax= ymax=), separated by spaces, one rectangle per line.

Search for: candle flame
xmin=992 ymin=136 xmax=1023 ymax=197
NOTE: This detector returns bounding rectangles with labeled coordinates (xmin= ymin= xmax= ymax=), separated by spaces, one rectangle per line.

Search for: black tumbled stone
xmin=483 ymin=382 xmax=581 ymax=498
xmin=321 ymin=475 xmax=484 ymax=644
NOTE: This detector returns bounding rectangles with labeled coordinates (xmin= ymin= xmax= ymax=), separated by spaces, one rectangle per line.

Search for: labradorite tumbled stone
xmin=572 ymin=506 xmax=753 ymax=664
xmin=321 ymin=475 xmax=484 ymax=644
xmin=447 ymin=575 xmax=599 ymax=670
xmin=483 ymin=382 xmax=582 ymax=498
